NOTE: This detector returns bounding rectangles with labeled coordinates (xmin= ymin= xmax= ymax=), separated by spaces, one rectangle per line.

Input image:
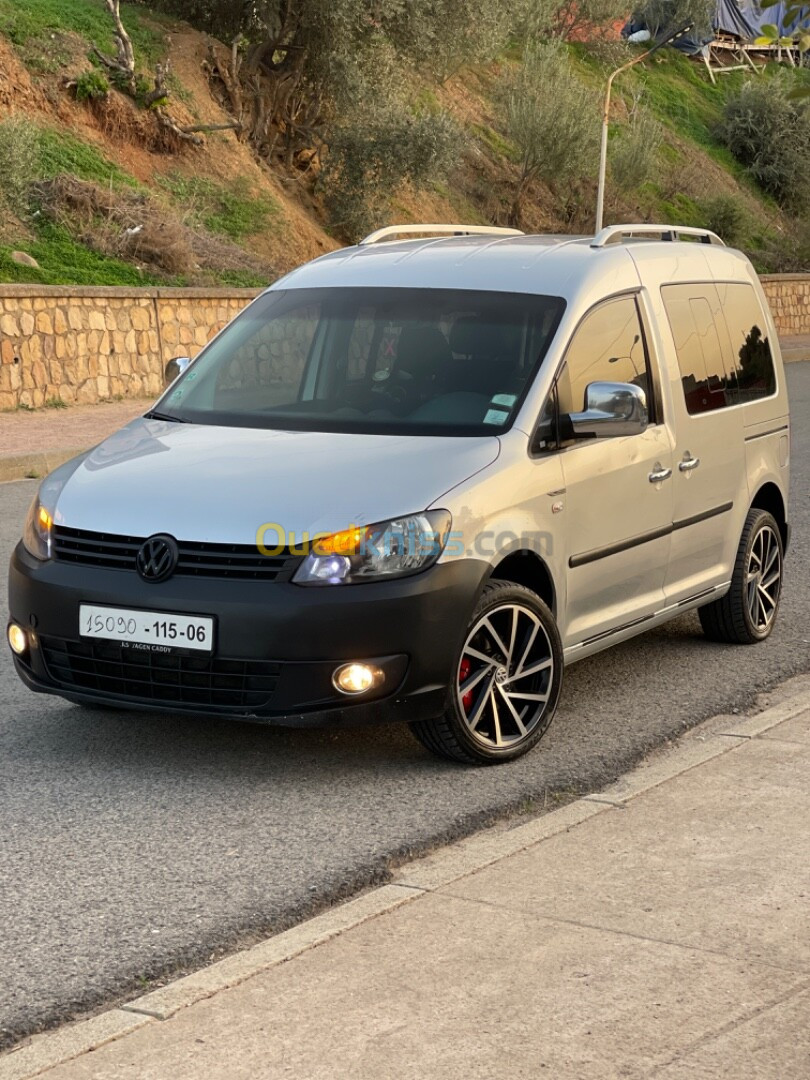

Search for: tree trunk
xmin=94 ymin=0 xmax=136 ymax=94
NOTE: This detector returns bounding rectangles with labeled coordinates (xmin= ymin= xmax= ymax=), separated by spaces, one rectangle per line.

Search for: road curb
xmin=782 ymin=347 xmax=810 ymax=365
xmin=1 ymin=683 xmax=808 ymax=1080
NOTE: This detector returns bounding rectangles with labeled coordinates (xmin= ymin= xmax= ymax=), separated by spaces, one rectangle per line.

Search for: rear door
xmin=660 ymin=282 xmax=749 ymax=603
xmin=556 ymin=294 xmax=675 ymax=647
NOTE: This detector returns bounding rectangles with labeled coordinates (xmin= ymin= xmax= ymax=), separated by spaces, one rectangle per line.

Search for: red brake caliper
xmin=459 ymin=657 xmax=473 ymax=712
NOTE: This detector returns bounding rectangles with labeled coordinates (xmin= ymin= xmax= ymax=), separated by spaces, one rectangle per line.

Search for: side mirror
xmin=566 ymin=381 xmax=648 ymax=439
xmin=164 ymin=355 xmax=192 ymax=387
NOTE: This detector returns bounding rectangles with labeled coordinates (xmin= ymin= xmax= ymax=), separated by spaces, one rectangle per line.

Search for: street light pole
xmin=595 ymin=24 xmax=694 ymax=233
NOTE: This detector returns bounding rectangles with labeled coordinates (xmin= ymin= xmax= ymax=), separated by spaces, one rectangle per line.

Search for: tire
xmin=409 ymin=580 xmax=563 ymax=765
xmin=698 ymin=508 xmax=784 ymax=645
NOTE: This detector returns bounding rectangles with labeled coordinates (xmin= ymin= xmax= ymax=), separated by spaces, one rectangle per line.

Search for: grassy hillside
xmin=0 ymin=0 xmax=807 ymax=285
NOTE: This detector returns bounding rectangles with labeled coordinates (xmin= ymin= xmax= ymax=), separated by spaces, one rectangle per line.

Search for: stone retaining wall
xmin=0 ymin=276 xmax=807 ymax=411
xmin=759 ymin=275 xmax=810 ymax=338
xmin=0 ymin=286 xmax=259 ymax=411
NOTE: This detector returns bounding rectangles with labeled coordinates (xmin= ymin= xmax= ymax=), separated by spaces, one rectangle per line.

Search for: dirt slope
xmin=0 ymin=21 xmax=336 ymax=276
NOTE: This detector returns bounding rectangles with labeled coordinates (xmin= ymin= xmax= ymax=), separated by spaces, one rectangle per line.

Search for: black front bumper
xmin=8 ymin=544 xmax=488 ymax=727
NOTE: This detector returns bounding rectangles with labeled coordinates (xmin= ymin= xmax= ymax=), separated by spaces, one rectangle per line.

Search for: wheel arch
xmin=488 ymin=549 xmax=557 ymax=617
xmin=750 ymin=482 xmax=788 ymax=550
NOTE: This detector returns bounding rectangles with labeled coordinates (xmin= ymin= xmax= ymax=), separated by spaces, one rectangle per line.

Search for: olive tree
xmin=504 ymin=42 xmax=600 ymax=226
xmin=161 ymin=0 xmax=521 ymax=165
xmin=720 ymin=76 xmax=810 ymax=210
xmin=630 ymin=0 xmax=714 ymax=39
xmin=519 ymin=0 xmax=633 ymax=41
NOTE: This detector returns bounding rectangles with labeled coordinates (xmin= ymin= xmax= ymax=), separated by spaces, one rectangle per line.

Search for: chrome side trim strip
xmin=565 ymin=581 xmax=732 ymax=659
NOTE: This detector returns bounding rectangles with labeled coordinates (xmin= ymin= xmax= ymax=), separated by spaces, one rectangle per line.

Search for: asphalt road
xmin=2 ymin=364 xmax=808 ymax=1050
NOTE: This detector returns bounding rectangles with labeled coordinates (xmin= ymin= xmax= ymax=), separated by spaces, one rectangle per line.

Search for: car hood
xmin=54 ymin=418 xmax=500 ymax=544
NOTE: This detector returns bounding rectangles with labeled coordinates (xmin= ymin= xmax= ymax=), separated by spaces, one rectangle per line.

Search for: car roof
xmin=271 ymin=230 xmax=756 ymax=304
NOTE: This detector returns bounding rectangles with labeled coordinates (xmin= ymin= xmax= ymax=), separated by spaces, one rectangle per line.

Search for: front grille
xmin=53 ymin=526 xmax=301 ymax=581
xmin=40 ymin=637 xmax=281 ymax=710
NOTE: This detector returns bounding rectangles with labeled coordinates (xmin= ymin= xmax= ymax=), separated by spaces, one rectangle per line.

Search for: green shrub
xmin=75 ymin=70 xmax=110 ymax=102
xmin=610 ymin=106 xmax=662 ymax=194
xmin=0 ymin=116 xmax=40 ymax=214
xmin=696 ymin=193 xmax=747 ymax=246
xmin=322 ymin=105 xmax=462 ymax=241
xmin=754 ymin=217 xmax=810 ymax=273
xmin=720 ymin=77 xmax=810 ymax=210
xmin=504 ymin=42 xmax=599 ymax=224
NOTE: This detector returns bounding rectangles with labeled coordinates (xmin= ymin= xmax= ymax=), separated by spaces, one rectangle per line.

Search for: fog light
xmin=8 ymin=623 xmax=28 ymax=656
xmin=333 ymin=662 xmax=384 ymax=696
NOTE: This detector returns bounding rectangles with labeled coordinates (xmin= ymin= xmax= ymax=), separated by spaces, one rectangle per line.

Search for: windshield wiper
xmin=144 ymin=410 xmax=191 ymax=423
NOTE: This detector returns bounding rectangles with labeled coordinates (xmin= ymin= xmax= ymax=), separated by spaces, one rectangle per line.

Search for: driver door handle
xmin=648 ymin=462 xmax=672 ymax=483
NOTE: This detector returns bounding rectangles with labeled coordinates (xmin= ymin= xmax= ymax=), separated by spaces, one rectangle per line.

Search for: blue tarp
xmin=741 ymin=0 xmax=810 ymax=36
xmin=624 ymin=0 xmax=810 ymax=54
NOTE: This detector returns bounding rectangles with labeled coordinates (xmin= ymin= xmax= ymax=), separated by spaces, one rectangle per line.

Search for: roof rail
xmin=591 ymin=224 xmax=725 ymax=248
xmin=359 ymin=224 xmax=524 ymax=246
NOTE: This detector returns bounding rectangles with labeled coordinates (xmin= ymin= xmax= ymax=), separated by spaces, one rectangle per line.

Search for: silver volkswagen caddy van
xmin=8 ymin=223 xmax=790 ymax=764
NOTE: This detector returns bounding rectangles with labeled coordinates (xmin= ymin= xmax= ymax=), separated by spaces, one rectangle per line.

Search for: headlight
xmin=23 ymin=497 xmax=54 ymax=561
xmin=20 ymin=459 xmax=81 ymax=561
xmin=293 ymin=510 xmax=451 ymax=586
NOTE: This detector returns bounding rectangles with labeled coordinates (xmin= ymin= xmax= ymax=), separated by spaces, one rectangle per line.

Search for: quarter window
xmin=662 ymin=282 xmax=776 ymax=414
xmin=715 ymin=282 xmax=776 ymax=403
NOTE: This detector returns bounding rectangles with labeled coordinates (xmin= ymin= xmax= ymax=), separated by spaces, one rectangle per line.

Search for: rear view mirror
xmin=566 ymin=381 xmax=648 ymax=439
xmin=164 ymin=356 xmax=192 ymax=387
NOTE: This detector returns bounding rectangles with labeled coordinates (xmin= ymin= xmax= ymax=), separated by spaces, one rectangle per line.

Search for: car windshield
xmin=159 ymin=287 xmax=566 ymax=436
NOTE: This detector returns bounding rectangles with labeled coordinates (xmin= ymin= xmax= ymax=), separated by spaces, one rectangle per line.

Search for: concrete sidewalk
xmin=1 ymin=337 xmax=809 ymax=483
xmin=3 ymin=675 xmax=809 ymax=1080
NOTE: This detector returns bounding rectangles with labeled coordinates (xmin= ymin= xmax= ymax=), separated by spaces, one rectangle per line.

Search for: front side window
xmin=160 ymin=287 xmax=566 ymax=436
xmin=556 ymin=295 xmax=652 ymax=420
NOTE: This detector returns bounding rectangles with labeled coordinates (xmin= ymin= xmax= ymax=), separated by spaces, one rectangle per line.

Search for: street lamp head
xmin=655 ymin=22 xmax=695 ymax=51
xmin=595 ymin=25 xmax=696 ymax=232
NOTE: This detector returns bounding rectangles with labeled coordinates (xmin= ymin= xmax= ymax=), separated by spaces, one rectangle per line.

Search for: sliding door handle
xmin=679 ymin=453 xmax=700 ymax=473
xmin=648 ymin=463 xmax=672 ymax=483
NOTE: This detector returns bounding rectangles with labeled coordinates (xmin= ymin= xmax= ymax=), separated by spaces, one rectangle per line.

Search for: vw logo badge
xmin=136 ymin=534 xmax=179 ymax=583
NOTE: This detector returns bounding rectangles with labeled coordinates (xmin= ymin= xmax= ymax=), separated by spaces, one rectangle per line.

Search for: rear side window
xmin=715 ymin=282 xmax=776 ymax=403
xmin=662 ymin=282 xmax=776 ymax=415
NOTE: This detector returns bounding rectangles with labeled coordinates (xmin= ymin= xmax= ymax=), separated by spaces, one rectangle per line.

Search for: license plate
xmin=79 ymin=605 xmax=214 ymax=654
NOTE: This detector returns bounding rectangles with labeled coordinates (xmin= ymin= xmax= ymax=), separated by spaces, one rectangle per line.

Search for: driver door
xmin=556 ymin=295 xmax=675 ymax=648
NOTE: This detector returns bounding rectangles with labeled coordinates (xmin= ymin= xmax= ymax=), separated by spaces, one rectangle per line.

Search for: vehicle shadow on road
xmin=6 ymin=609 xmax=803 ymax=787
